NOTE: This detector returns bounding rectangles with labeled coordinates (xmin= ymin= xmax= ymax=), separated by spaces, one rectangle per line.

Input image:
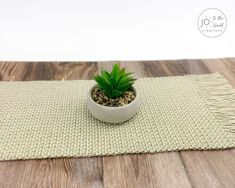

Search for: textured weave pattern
xmin=0 ymin=74 xmax=234 ymax=160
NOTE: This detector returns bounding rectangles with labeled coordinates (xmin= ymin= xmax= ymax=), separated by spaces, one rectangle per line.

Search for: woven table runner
xmin=0 ymin=74 xmax=234 ymax=160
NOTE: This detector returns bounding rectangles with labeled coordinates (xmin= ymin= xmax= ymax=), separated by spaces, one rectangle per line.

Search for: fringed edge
xmin=190 ymin=73 xmax=235 ymax=143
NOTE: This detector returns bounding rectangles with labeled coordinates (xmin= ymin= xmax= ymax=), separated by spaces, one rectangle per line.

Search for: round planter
xmin=87 ymin=85 xmax=140 ymax=124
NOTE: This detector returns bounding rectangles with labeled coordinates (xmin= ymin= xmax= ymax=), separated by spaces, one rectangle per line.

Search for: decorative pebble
xmin=91 ymin=87 xmax=136 ymax=107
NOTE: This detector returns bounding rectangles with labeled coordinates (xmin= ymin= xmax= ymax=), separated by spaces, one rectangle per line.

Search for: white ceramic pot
xmin=87 ymin=85 xmax=140 ymax=124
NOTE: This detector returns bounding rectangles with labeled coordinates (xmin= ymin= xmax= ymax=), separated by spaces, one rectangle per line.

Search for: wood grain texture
xmin=0 ymin=58 xmax=235 ymax=188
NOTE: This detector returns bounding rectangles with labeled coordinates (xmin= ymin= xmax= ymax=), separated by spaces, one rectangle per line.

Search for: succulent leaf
xmin=93 ymin=64 xmax=136 ymax=99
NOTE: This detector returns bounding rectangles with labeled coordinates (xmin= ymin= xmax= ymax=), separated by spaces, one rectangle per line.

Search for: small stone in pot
xmin=92 ymin=87 xmax=136 ymax=107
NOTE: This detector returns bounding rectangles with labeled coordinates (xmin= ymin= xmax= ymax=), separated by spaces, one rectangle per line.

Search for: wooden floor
xmin=0 ymin=58 xmax=235 ymax=188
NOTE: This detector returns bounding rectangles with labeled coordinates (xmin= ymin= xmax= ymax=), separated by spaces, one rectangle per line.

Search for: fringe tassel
xmin=190 ymin=73 xmax=235 ymax=140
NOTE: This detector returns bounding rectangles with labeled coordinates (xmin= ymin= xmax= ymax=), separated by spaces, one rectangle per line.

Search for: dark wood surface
xmin=0 ymin=58 xmax=235 ymax=188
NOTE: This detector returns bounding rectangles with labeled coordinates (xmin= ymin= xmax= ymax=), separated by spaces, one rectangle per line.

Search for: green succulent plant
xmin=93 ymin=64 xmax=136 ymax=99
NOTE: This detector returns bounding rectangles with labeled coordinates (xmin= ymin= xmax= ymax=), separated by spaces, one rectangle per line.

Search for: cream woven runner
xmin=0 ymin=74 xmax=234 ymax=160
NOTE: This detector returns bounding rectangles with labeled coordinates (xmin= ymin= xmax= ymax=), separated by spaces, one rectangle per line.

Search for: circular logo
xmin=197 ymin=8 xmax=227 ymax=38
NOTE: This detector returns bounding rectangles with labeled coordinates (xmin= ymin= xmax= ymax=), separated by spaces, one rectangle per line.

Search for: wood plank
xmin=0 ymin=158 xmax=104 ymax=188
xmin=178 ymin=59 xmax=211 ymax=75
xmin=203 ymin=150 xmax=235 ymax=187
xmin=141 ymin=60 xmax=186 ymax=77
xmin=68 ymin=157 xmax=103 ymax=188
xmin=0 ymin=62 xmax=98 ymax=81
xmin=103 ymin=153 xmax=192 ymax=188
xmin=203 ymin=58 xmax=235 ymax=85
xmin=180 ymin=150 xmax=235 ymax=188
xmin=147 ymin=153 xmax=192 ymax=188
xmin=180 ymin=151 xmax=223 ymax=188
xmin=0 ymin=62 xmax=29 ymax=81
xmin=48 ymin=62 xmax=97 ymax=80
